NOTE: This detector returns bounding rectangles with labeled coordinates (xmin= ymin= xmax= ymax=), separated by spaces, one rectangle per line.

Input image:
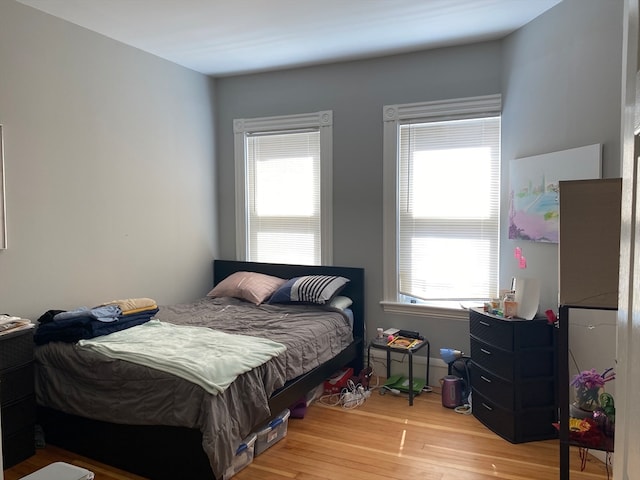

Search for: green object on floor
xmin=383 ymin=374 xmax=426 ymax=393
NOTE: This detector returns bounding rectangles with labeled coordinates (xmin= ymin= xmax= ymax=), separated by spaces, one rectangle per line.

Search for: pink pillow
xmin=207 ymin=271 xmax=286 ymax=305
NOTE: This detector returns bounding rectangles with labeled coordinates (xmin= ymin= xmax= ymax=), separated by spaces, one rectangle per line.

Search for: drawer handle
xmin=479 ymin=320 xmax=491 ymax=327
xmin=482 ymin=402 xmax=493 ymax=411
xmin=480 ymin=348 xmax=492 ymax=355
xmin=480 ymin=375 xmax=492 ymax=383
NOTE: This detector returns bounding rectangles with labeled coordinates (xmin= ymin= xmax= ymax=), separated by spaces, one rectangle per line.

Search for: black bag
xmin=449 ymin=356 xmax=472 ymax=403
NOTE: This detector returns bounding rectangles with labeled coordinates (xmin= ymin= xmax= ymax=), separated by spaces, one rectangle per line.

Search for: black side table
xmin=367 ymin=336 xmax=430 ymax=406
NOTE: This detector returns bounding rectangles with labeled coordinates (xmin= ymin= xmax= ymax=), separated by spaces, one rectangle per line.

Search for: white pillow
xmin=329 ymin=295 xmax=353 ymax=310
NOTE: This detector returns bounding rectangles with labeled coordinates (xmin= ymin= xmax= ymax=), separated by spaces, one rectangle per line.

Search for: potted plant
xmin=569 ymin=368 xmax=615 ymax=417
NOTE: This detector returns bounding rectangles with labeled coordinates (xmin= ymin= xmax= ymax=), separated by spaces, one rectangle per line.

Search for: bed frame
xmin=37 ymin=260 xmax=365 ymax=479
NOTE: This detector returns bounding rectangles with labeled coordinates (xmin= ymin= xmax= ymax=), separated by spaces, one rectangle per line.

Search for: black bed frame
xmin=37 ymin=260 xmax=365 ymax=479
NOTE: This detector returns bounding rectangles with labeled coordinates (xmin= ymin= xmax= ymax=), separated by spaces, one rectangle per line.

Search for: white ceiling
xmin=16 ymin=0 xmax=563 ymax=77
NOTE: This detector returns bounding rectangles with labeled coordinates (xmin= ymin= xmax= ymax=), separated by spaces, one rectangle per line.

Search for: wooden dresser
xmin=469 ymin=308 xmax=557 ymax=443
xmin=1 ymin=327 xmax=36 ymax=468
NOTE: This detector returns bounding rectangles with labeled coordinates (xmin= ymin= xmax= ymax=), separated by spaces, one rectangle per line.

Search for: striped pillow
xmin=269 ymin=275 xmax=349 ymax=305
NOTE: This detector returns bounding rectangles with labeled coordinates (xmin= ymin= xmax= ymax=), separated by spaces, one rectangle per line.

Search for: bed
xmin=34 ymin=260 xmax=365 ymax=479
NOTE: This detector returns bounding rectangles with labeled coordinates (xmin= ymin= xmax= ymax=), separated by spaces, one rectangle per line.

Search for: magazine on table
xmin=387 ymin=335 xmax=423 ymax=349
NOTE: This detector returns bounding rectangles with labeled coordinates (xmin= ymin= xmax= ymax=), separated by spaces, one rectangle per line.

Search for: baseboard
xmin=367 ymin=348 xmax=448 ymax=387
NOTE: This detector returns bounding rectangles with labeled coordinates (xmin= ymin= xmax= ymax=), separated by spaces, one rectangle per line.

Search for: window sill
xmin=379 ymin=301 xmax=470 ymax=321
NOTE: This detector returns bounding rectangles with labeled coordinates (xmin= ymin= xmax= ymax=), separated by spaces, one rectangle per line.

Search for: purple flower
xmin=570 ymin=368 xmax=615 ymax=411
xmin=570 ymin=368 xmax=615 ymax=389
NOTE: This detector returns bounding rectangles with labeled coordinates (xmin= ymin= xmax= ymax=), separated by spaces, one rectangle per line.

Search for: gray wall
xmin=501 ymin=0 xmax=624 ymax=314
xmin=216 ymin=0 xmax=624 ymax=356
xmin=215 ymin=43 xmax=503 ymax=355
xmin=0 ymin=1 xmax=218 ymax=320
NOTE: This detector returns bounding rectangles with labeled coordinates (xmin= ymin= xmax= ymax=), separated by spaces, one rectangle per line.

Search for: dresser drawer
xmin=470 ymin=338 xmax=513 ymax=380
xmin=469 ymin=309 xmax=554 ymax=350
xmin=1 ymin=395 xmax=36 ymax=437
xmin=1 ymin=363 xmax=34 ymax=406
xmin=0 ymin=329 xmax=34 ymax=371
xmin=470 ymin=363 xmax=514 ymax=408
xmin=470 ymin=310 xmax=514 ymax=348
xmin=471 ymin=337 xmax=555 ymax=381
xmin=472 ymin=390 xmax=557 ymax=443
xmin=471 ymin=363 xmax=556 ymax=410
xmin=473 ymin=389 xmax=516 ymax=441
xmin=2 ymin=425 xmax=35 ymax=469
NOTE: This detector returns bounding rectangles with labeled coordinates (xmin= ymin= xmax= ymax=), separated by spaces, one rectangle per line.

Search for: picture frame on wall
xmin=0 ymin=125 xmax=6 ymax=249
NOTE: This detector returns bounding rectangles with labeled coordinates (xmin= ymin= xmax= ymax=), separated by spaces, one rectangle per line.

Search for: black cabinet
xmin=1 ymin=328 xmax=35 ymax=468
xmin=469 ymin=308 xmax=557 ymax=443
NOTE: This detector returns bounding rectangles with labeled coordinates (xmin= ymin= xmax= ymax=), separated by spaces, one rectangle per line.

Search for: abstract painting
xmin=508 ymin=144 xmax=601 ymax=243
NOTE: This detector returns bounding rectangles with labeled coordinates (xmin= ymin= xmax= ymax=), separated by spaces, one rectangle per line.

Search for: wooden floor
xmin=5 ymin=386 xmax=611 ymax=480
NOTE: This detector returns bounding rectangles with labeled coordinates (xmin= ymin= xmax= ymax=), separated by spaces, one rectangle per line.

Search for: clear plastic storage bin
xmin=223 ymin=432 xmax=257 ymax=480
xmin=254 ymin=409 xmax=290 ymax=456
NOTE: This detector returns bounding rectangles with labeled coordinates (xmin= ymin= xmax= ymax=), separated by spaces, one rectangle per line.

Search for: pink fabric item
xmin=207 ymin=271 xmax=286 ymax=305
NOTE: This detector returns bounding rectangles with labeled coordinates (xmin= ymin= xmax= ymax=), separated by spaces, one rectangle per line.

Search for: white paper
xmin=512 ymin=277 xmax=541 ymax=320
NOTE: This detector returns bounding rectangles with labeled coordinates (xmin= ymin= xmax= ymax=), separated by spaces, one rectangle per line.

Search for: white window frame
xmin=381 ymin=94 xmax=501 ymax=320
xmin=233 ymin=111 xmax=333 ymax=265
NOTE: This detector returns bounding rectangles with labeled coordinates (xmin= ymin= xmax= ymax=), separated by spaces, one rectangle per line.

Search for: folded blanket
xmin=98 ymin=297 xmax=157 ymax=313
xmin=77 ymin=320 xmax=287 ymax=395
xmin=119 ymin=305 xmax=158 ymax=316
xmin=54 ymin=305 xmax=122 ymax=323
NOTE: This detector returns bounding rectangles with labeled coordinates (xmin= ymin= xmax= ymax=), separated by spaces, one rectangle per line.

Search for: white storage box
xmin=223 ymin=432 xmax=257 ymax=480
xmin=19 ymin=462 xmax=94 ymax=480
xmin=255 ymin=409 xmax=290 ymax=456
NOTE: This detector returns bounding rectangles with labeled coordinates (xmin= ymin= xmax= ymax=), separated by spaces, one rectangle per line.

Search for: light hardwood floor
xmin=5 ymin=386 xmax=610 ymax=480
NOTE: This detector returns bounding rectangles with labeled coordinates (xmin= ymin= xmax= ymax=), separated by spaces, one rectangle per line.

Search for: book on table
xmin=387 ymin=336 xmax=422 ymax=349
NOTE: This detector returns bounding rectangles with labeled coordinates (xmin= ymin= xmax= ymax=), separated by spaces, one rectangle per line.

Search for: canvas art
xmin=508 ymin=144 xmax=601 ymax=243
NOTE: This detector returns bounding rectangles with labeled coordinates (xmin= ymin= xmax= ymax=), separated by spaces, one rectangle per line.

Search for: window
xmin=234 ymin=111 xmax=333 ymax=265
xmin=382 ymin=95 xmax=501 ymax=316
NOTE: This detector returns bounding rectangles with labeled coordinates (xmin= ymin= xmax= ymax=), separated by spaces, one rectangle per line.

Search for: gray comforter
xmin=34 ymin=297 xmax=353 ymax=478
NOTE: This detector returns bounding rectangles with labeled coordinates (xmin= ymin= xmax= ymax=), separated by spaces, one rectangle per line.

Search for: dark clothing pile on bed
xmin=34 ymin=298 xmax=158 ymax=345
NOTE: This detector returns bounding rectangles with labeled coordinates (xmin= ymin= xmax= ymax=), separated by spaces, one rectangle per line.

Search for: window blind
xmin=246 ymin=130 xmax=321 ymax=265
xmin=398 ymin=115 xmax=501 ymax=301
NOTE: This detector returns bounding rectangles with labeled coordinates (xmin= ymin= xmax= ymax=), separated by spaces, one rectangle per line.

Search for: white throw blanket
xmin=77 ymin=320 xmax=287 ymax=395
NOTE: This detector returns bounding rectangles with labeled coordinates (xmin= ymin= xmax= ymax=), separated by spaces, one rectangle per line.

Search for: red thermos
xmin=441 ymin=375 xmax=463 ymax=408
